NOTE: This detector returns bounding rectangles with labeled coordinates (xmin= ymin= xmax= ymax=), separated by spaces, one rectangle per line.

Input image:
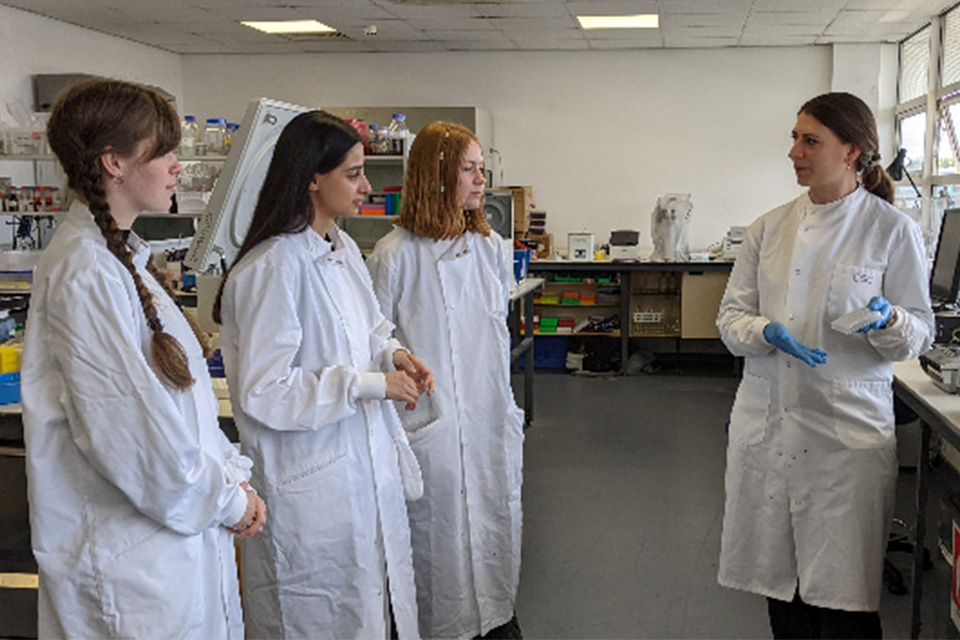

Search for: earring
xmin=115 ymin=175 xmax=124 ymax=187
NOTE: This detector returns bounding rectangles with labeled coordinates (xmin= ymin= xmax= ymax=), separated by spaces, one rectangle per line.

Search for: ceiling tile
xmin=474 ymin=2 xmax=571 ymax=17
xmin=659 ymin=1 xmax=751 ymax=14
xmin=738 ymin=34 xmax=819 ymax=46
xmin=748 ymin=11 xmax=834 ymax=25
xmin=565 ymin=0 xmax=659 ymax=16
xmin=486 ymin=16 xmax=578 ymax=30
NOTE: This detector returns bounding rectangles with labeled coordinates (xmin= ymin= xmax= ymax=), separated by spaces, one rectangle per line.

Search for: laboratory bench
xmin=527 ymin=260 xmax=734 ymax=373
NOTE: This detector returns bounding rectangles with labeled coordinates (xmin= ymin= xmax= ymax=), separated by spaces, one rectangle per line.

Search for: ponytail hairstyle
xmin=397 ymin=121 xmax=491 ymax=240
xmin=211 ymin=110 xmax=362 ymax=324
xmin=46 ymin=78 xmax=210 ymax=390
xmin=799 ymin=92 xmax=895 ymax=203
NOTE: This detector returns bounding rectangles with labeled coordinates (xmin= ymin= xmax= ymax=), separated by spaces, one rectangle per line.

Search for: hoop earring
xmin=115 ymin=175 xmax=124 ymax=188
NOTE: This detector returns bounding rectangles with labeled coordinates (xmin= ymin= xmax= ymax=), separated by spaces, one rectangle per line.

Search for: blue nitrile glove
xmin=763 ymin=321 xmax=828 ymax=367
xmin=855 ymin=296 xmax=893 ymax=333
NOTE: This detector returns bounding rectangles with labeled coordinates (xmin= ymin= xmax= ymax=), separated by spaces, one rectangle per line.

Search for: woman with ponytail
xmin=716 ymin=92 xmax=934 ymax=638
xmin=21 ymin=78 xmax=265 ymax=639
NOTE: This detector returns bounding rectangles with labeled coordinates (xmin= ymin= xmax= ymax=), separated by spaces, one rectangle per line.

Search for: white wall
xmin=182 ymin=47 xmax=832 ymax=252
xmin=0 ymin=4 xmax=181 ymax=185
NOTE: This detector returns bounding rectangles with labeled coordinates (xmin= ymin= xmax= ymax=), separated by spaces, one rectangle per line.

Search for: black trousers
xmin=767 ymin=589 xmax=882 ymax=639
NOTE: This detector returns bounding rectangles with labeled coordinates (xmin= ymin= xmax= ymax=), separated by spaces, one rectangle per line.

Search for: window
xmin=900 ymin=27 xmax=931 ymax=102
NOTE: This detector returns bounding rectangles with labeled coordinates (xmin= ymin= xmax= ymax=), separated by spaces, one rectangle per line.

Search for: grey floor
xmin=513 ymin=371 xmax=955 ymax=640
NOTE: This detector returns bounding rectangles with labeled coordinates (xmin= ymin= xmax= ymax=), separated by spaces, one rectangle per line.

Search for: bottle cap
xmin=185 ymin=115 xmax=196 ymax=122
xmin=392 ymin=113 xmax=405 ymax=120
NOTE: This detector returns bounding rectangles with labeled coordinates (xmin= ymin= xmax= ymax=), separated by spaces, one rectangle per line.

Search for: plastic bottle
xmin=180 ymin=115 xmax=199 ymax=156
xmin=385 ymin=113 xmax=408 ymax=155
xmin=367 ymin=124 xmax=380 ymax=155
xmin=223 ymin=122 xmax=239 ymax=154
xmin=204 ymin=118 xmax=227 ymax=155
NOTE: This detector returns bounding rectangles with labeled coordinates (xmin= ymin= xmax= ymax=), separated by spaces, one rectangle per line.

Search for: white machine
xmin=609 ymin=229 xmax=640 ymax=261
xmin=920 ymin=344 xmax=960 ymax=392
xmin=720 ymin=226 xmax=747 ymax=260
xmin=650 ymin=193 xmax=692 ymax=262
xmin=185 ymin=98 xmax=311 ymax=272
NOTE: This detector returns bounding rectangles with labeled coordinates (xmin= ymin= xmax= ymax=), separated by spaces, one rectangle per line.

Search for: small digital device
xmin=929 ymin=208 xmax=960 ymax=310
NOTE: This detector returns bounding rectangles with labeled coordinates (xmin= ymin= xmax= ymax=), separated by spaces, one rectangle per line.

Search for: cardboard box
xmin=517 ymin=232 xmax=553 ymax=260
xmin=509 ymin=186 xmax=534 ymax=233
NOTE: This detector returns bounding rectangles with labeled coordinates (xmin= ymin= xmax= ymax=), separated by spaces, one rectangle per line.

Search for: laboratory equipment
xmin=929 ymin=208 xmax=960 ymax=310
xmin=650 ymin=193 xmax=692 ymax=262
xmin=568 ymin=232 xmax=594 ymax=261
xmin=185 ymin=97 xmax=311 ymax=273
xmin=920 ymin=344 xmax=960 ymax=392
xmin=609 ymin=229 xmax=640 ymax=261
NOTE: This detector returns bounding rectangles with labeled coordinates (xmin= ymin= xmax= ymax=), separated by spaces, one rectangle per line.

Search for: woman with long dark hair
xmin=716 ymin=92 xmax=935 ymax=638
xmin=22 ymin=77 xmax=265 ymax=639
xmin=215 ymin=110 xmax=433 ymax=639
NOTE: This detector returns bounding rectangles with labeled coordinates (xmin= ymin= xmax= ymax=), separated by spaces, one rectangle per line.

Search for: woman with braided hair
xmin=20 ymin=77 xmax=265 ymax=639
xmin=367 ymin=121 xmax=525 ymax=639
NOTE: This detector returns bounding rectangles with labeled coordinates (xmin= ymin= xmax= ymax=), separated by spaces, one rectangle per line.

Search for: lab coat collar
xmin=438 ymin=232 xmax=470 ymax=262
xmin=65 ymin=202 xmax=151 ymax=267
xmin=802 ymin=186 xmax=866 ymax=218
xmin=293 ymin=223 xmax=349 ymax=262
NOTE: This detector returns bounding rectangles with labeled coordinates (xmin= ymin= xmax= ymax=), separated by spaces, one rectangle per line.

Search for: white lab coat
xmin=219 ymin=225 xmax=420 ymax=640
xmin=716 ymin=187 xmax=934 ymax=611
xmin=367 ymin=227 xmax=524 ymax=639
xmin=21 ymin=203 xmax=251 ymax=639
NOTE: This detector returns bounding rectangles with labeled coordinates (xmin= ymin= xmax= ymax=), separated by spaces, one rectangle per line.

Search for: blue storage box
xmin=0 ymin=371 xmax=21 ymax=404
xmin=514 ymin=249 xmax=532 ymax=282
xmin=517 ymin=335 xmax=568 ymax=371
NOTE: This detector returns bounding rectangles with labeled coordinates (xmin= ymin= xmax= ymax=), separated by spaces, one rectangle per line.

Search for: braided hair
xmin=46 ymin=78 xmax=210 ymax=390
xmin=799 ymin=92 xmax=895 ymax=204
xmin=397 ymin=121 xmax=491 ymax=240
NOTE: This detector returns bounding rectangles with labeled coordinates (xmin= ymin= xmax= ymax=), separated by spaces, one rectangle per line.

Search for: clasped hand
xmin=386 ymin=350 xmax=435 ymax=411
xmin=229 ymin=482 xmax=266 ymax=538
xmin=763 ymin=321 xmax=828 ymax=367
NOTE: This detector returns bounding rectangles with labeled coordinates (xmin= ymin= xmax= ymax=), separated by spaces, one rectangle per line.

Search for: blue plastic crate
xmin=517 ymin=335 xmax=568 ymax=371
xmin=0 ymin=371 xmax=20 ymax=404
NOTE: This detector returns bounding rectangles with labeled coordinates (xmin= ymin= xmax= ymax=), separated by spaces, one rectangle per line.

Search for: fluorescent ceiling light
xmin=577 ymin=14 xmax=659 ymax=30
xmin=241 ymin=20 xmax=337 ymax=34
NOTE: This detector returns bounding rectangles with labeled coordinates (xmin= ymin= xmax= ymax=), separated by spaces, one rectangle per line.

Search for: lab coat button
xmin=794 ymin=269 xmax=801 ymax=276
xmin=789 ymin=314 xmax=795 ymax=321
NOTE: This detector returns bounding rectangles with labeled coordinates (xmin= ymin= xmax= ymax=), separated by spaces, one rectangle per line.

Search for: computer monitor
xmin=930 ymin=208 xmax=960 ymax=309
xmin=184 ymin=97 xmax=311 ymax=272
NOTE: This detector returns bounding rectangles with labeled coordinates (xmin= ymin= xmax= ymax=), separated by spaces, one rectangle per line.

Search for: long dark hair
xmin=799 ymin=92 xmax=895 ymax=203
xmin=212 ymin=110 xmax=361 ymax=323
xmin=46 ymin=77 xmax=209 ymax=390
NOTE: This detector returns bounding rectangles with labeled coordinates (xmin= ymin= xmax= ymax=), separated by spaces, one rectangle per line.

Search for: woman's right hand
xmin=385 ymin=370 xmax=420 ymax=411
xmin=229 ymin=482 xmax=266 ymax=538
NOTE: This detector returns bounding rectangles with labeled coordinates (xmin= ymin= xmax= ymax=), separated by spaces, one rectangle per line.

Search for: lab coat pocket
xmin=831 ymin=378 xmax=895 ymax=449
xmin=827 ymin=264 xmax=883 ymax=318
xmin=506 ymin=406 xmax=525 ymax=503
xmin=397 ymin=392 xmax=439 ymax=434
xmin=269 ymin=424 xmax=346 ymax=489
xmin=729 ymin=373 xmax=772 ymax=446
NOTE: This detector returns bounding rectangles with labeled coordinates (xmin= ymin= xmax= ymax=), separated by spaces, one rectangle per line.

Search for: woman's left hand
xmin=393 ymin=350 xmax=436 ymax=398
xmin=856 ymin=296 xmax=895 ymax=332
